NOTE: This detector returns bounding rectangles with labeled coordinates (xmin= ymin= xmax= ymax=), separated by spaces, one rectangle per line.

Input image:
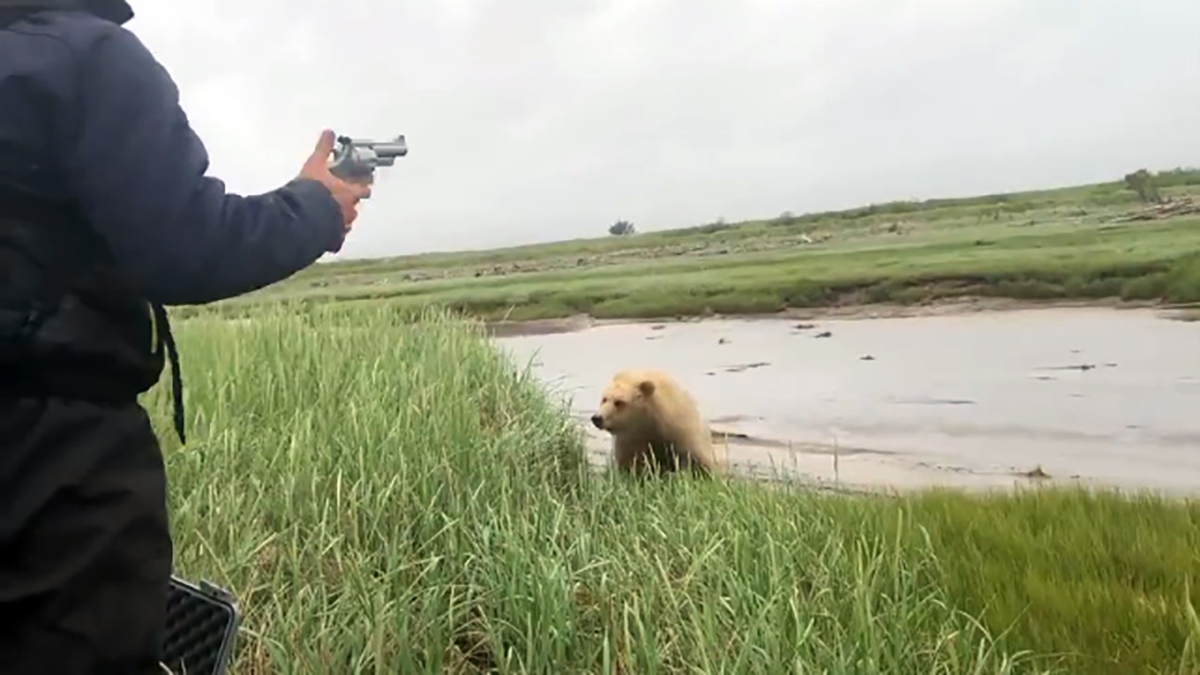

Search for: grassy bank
xmin=145 ymin=304 xmax=1200 ymax=673
xmin=175 ymin=175 xmax=1200 ymax=323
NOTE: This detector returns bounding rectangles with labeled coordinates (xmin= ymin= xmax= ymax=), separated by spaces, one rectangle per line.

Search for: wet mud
xmin=494 ymin=307 xmax=1200 ymax=495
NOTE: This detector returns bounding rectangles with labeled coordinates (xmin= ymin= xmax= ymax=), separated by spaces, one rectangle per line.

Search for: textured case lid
xmin=162 ymin=577 xmax=242 ymax=675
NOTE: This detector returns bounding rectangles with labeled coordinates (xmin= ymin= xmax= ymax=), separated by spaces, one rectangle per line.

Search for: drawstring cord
xmin=151 ymin=302 xmax=185 ymax=444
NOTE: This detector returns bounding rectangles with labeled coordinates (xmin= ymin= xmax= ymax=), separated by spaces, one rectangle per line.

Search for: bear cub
xmin=590 ymin=368 xmax=728 ymax=477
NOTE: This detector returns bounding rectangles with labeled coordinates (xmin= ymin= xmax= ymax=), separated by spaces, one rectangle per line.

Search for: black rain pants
xmin=0 ymin=397 xmax=172 ymax=674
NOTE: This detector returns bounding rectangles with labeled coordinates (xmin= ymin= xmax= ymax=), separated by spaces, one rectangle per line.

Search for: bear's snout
xmin=590 ymin=413 xmax=605 ymax=429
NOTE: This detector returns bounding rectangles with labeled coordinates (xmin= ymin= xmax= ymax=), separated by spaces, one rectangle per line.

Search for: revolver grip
xmin=328 ymin=161 xmax=376 ymax=200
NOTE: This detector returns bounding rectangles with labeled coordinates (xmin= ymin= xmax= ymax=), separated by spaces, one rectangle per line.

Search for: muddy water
xmin=494 ymin=308 xmax=1200 ymax=495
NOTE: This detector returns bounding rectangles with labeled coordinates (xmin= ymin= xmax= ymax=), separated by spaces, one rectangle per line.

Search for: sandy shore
xmin=484 ymin=297 xmax=1193 ymax=339
xmin=572 ymin=419 xmax=1091 ymax=497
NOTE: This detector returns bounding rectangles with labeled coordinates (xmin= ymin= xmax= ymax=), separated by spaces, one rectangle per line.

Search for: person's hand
xmin=298 ymin=129 xmax=372 ymax=232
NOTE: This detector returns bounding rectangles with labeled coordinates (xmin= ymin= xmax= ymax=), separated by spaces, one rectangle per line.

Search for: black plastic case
xmin=161 ymin=576 xmax=242 ymax=675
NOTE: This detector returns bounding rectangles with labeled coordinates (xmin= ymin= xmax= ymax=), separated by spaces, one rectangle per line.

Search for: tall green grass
xmin=144 ymin=304 xmax=1199 ymax=673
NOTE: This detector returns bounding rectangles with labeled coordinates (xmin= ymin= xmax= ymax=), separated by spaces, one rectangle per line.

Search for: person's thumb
xmin=303 ymin=129 xmax=337 ymax=173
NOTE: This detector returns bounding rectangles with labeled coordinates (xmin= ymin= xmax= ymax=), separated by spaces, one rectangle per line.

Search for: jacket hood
xmin=0 ymin=0 xmax=132 ymax=24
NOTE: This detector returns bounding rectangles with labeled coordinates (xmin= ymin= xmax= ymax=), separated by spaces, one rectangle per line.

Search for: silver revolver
xmin=327 ymin=134 xmax=407 ymax=196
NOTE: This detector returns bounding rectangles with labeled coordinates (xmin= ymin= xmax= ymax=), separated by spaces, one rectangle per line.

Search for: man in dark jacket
xmin=0 ymin=0 xmax=371 ymax=672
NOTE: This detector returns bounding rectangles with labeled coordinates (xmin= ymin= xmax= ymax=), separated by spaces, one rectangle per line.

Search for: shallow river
xmin=494 ymin=308 xmax=1200 ymax=495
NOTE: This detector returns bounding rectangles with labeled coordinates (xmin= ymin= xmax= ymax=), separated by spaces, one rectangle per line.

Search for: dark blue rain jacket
xmin=0 ymin=0 xmax=344 ymax=305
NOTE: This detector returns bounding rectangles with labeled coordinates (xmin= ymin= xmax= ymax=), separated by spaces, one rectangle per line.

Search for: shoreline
xmin=570 ymin=421 xmax=1200 ymax=499
xmin=485 ymin=296 xmax=1197 ymax=338
xmin=573 ymin=419 xmax=1200 ymax=500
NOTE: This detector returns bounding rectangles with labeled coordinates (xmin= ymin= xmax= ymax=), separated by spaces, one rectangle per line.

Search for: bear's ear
xmin=637 ymin=379 xmax=656 ymax=397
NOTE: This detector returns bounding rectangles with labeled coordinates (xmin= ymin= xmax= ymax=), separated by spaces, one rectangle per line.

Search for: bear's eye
xmin=613 ymin=400 xmax=625 ymax=408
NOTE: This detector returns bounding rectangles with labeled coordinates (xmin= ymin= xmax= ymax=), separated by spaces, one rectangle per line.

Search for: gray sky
xmin=128 ymin=0 xmax=1200 ymax=259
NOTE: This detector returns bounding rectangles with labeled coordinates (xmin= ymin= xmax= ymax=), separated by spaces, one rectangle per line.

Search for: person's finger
xmin=336 ymin=182 xmax=370 ymax=199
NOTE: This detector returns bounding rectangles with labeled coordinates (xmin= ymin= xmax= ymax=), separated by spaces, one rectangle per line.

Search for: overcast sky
xmin=127 ymin=0 xmax=1200 ymax=259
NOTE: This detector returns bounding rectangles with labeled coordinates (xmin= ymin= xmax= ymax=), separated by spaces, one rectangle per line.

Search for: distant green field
xmin=180 ymin=170 xmax=1200 ymax=322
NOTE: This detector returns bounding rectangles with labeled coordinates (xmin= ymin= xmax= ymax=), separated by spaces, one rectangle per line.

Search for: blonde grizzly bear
xmin=590 ymin=368 xmax=728 ymax=477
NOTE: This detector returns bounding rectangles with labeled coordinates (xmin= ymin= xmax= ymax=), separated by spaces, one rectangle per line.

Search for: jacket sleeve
xmin=58 ymin=24 xmax=347 ymax=306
